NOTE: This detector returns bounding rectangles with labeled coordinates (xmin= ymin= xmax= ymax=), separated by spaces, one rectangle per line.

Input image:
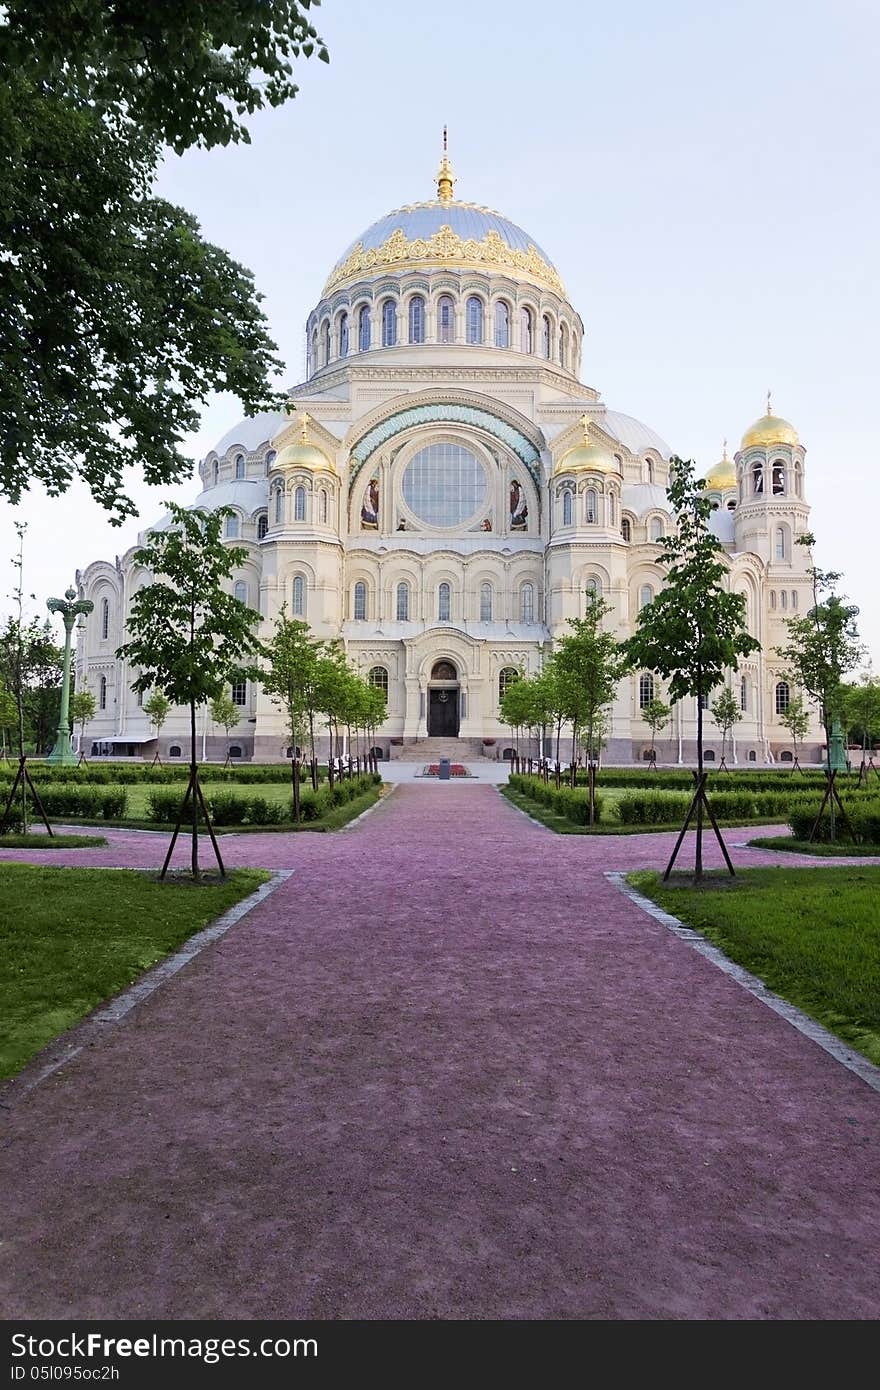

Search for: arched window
xmin=559 ymin=323 xmax=568 ymax=368
xmin=520 ymin=306 xmax=534 ymax=353
xmin=231 ymin=677 xmax=247 ymax=706
xmin=381 ymin=298 xmax=397 ymax=347
xmin=791 ymin=590 xmax=798 ymax=610
xmin=408 ymin=295 xmax=425 ymax=344
xmin=438 ymin=581 xmax=451 ymax=621
xmin=310 ymin=330 xmax=317 ymax=373
xmin=650 ymin=517 xmax=664 ymax=542
xmin=338 ymin=312 xmax=349 ymax=358
xmin=294 ymin=486 xmax=306 ymax=522
xmin=775 ymin=680 xmax=790 ymax=714
xmin=562 ymin=490 xmax=573 ymax=526
xmin=585 ymin=488 xmax=598 ymax=524
xmin=740 ymin=675 xmax=748 ymax=711
xmin=358 ymin=304 xmax=371 ymax=351
xmin=542 ymin=315 xmax=552 ymax=358
xmin=225 ymin=513 xmax=239 ymax=539
xmin=99 ymin=675 xmax=107 ymax=710
xmin=169 ymin=744 xmax=181 ymax=758
xmin=322 ymin=320 xmax=330 ymax=364
xmin=584 ymin=577 xmax=600 ymax=601
xmin=100 ymin=597 xmax=109 ymax=640
xmin=770 ymin=589 xmax=777 ymax=609
xmin=235 ymin=453 xmax=245 ymax=479
xmin=499 ymin=667 xmax=518 ymax=702
xmin=520 ymin=582 xmax=534 ymax=624
xmin=368 ymin=666 xmax=388 ymax=697
xmin=437 ymin=294 xmax=455 ymax=343
xmin=608 ymin=492 xmax=616 ymax=526
xmin=494 ymin=300 xmax=510 ymax=348
xmin=639 ymin=584 xmax=653 ymax=610
xmin=772 ymin=460 xmax=785 ymax=495
xmin=353 ymin=581 xmax=367 ymax=621
xmin=639 ymin=672 xmax=654 ymax=709
xmin=480 ymin=582 xmax=493 ymax=622
xmin=621 ymin=518 xmax=631 ymax=542
xmin=234 ymin=581 xmax=247 ymax=605
xmin=748 ymin=749 xmax=757 ymax=762
xmin=780 ymin=589 xmax=788 ymax=610
xmin=794 ymin=464 xmax=802 ymax=498
xmin=292 ymin=575 xmax=305 ymax=616
xmin=319 ymin=489 xmax=328 ymax=524
xmin=257 ymin=514 xmax=268 ymax=540
xmin=699 ymin=692 xmax=710 ymax=711
xmin=265 ymin=449 xmax=276 ymax=472
xmin=396 ymin=581 xmax=409 ymax=621
xmin=274 ymin=486 xmax=283 ymax=525
xmin=646 ymin=458 xmax=655 ymax=484
xmin=212 ymin=459 xmax=219 ymax=485
xmin=753 ymin=462 xmax=764 ymax=495
xmin=775 ymin=526 xmax=786 ymax=560
xmin=727 ymin=499 xmax=736 ymax=511
xmin=466 ymin=296 xmax=483 ymax=344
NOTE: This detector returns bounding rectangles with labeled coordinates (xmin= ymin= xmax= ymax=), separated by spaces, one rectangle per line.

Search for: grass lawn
xmin=0 ymin=833 xmax=107 ymax=849
xmin=500 ymin=783 xmax=788 ymax=835
xmin=628 ymin=866 xmax=880 ymax=1066
xmin=748 ymin=836 xmax=880 ymax=858
xmin=0 ymin=865 xmax=269 ymax=1081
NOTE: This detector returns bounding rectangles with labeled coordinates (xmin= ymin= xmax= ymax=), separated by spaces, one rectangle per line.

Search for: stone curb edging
xmin=607 ymin=871 xmax=880 ymax=1096
xmin=339 ymin=782 xmax=398 ymax=832
xmin=0 ymin=870 xmax=293 ymax=1109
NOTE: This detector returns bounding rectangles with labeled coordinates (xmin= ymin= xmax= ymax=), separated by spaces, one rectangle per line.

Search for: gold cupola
xmin=436 ymin=126 xmax=455 ymax=203
xmin=554 ymin=415 xmax=621 ymax=475
xmin=705 ymin=440 xmax=736 ymax=490
xmin=273 ymin=411 xmax=333 ymax=472
xmin=740 ymin=393 xmax=799 ymax=450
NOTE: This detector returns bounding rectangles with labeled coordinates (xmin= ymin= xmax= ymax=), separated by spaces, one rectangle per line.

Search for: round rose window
xmin=402 ymin=442 xmax=486 ymax=527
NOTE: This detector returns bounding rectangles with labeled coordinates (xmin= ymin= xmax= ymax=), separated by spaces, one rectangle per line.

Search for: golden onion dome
xmin=554 ymin=415 xmax=621 ymax=476
xmin=705 ymin=441 xmax=736 ymax=490
xmin=740 ymin=395 xmax=799 ymax=450
xmin=273 ymin=412 xmax=333 ymax=472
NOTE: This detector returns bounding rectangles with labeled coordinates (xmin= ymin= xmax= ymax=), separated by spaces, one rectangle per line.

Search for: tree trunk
xmin=190 ymin=697 xmax=199 ymax=878
xmin=695 ymin=687 xmax=704 ymax=881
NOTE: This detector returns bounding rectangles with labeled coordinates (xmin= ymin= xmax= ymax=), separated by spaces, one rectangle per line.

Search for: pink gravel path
xmin=1 ymin=784 xmax=878 ymax=1320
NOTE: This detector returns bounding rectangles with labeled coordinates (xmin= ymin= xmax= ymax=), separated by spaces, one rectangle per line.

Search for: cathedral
xmin=76 ymin=146 xmax=823 ymax=764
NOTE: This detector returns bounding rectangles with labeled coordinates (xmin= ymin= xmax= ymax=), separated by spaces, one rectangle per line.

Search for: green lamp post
xmin=46 ymin=586 xmax=93 ymax=766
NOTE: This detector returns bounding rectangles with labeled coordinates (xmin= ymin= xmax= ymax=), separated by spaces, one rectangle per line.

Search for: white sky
xmin=2 ymin=0 xmax=878 ymax=665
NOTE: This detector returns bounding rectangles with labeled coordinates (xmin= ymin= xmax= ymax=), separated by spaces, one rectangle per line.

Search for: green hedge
xmin=145 ymin=773 xmax=381 ymax=826
xmin=788 ymin=799 xmax=880 ymax=844
xmin=10 ymin=784 xmax=129 ymax=819
xmin=509 ymin=774 xmax=603 ymax=825
xmin=0 ymin=762 xmax=336 ymax=787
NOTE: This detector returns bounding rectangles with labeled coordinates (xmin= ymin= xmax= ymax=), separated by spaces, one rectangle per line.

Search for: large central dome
xmin=323 ymin=161 xmax=565 ymax=298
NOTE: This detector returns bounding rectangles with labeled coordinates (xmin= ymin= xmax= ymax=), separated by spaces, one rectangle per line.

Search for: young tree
xmin=210 ymin=691 xmax=240 ymax=765
xmin=710 ymin=686 xmax=740 ymax=768
xmin=842 ymin=668 xmax=880 ymax=767
xmin=499 ymin=670 xmax=529 ymax=765
xmin=0 ymin=3 xmax=329 ymax=518
xmin=260 ymin=611 xmax=321 ymax=821
xmin=554 ymin=595 xmax=627 ymax=821
xmin=117 ymin=503 xmax=263 ymax=877
xmin=70 ymin=688 xmax=96 ymax=760
xmin=0 ymin=682 xmax=15 ymax=760
xmin=641 ymin=696 xmax=671 ymax=766
xmin=143 ymin=689 xmax=171 ymax=761
xmin=624 ymin=457 xmax=760 ymax=879
xmin=778 ymin=693 xmax=810 ymax=768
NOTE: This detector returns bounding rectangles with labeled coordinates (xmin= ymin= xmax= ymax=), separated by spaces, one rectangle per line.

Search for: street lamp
xmin=46 ymin=586 xmax=94 ymax=766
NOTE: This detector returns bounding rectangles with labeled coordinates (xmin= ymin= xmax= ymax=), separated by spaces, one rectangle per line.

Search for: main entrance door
xmin=428 ymin=687 xmax=460 ymax=737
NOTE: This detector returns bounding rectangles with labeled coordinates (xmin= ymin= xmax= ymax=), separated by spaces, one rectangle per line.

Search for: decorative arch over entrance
xmin=428 ymin=658 xmax=460 ymax=736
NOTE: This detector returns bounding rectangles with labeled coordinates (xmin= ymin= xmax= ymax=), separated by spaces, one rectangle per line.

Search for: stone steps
xmin=397 ymin=738 xmax=492 ymax=761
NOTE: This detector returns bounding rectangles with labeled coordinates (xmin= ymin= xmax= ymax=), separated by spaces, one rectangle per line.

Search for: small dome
xmin=272 ymin=412 xmax=333 ymax=472
xmin=554 ymin=417 xmax=620 ymax=475
xmin=740 ymin=401 xmax=799 ymax=450
xmin=705 ymin=443 xmax=736 ymax=490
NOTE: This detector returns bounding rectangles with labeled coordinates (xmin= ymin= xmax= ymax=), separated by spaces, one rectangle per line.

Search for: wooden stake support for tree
xmin=858 ymin=757 xmax=879 ymax=786
xmin=0 ymin=756 xmax=54 ymax=836
xmin=647 ymin=748 xmax=657 ymax=771
xmin=662 ymin=771 xmax=735 ymax=881
xmin=807 ymin=770 xmax=855 ymax=844
xmin=159 ymin=766 xmax=224 ymax=879
xmin=717 ymin=756 xmax=731 ymax=774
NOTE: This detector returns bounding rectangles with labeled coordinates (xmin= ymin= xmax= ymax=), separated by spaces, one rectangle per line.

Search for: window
xmin=740 ymin=675 xmax=748 ymax=712
xmin=780 ymin=749 xmax=793 ymax=762
xmin=257 ymin=514 xmax=268 ymax=540
xmin=480 ymin=582 xmax=493 ymax=622
xmin=639 ymin=673 xmax=654 ymax=709
xmin=562 ymin=491 xmax=573 ymax=526
xmin=274 ymin=487 xmax=283 ymax=524
xmin=319 ymin=489 xmax=328 ymax=524
xmin=265 ymin=449 xmax=276 ymax=472
xmin=699 ymin=692 xmax=710 ymax=711
xmin=499 ymin=667 xmax=518 ymax=702
xmin=542 ymin=315 xmax=552 ymax=358
xmin=704 ymin=749 xmax=715 ymax=760
xmin=402 ymin=442 xmax=486 ymax=527
xmin=353 ymin=581 xmax=367 ymax=620
xmin=775 ymin=526 xmax=786 ymax=560
xmin=338 ymin=312 xmax=349 ymax=357
xmin=368 ymin=666 xmax=388 ymax=696
xmin=396 ymin=581 xmax=409 ymax=621
xmin=381 ymin=299 xmax=397 ymax=347
xmin=99 ymin=675 xmax=107 ymax=710
xmin=772 ymin=461 xmax=785 ymax=495
xmin=228 ymin=746 xmax=242 ymax=759
xmin=310 ymin=330 xmax=317 ymax=373
xmin=794 ymin=464 xmax=802 ymax=498
xmin=235 ymin=453 xmax=245 ymax=479
xmin=585 ymin=488 xmax=598 ymax=524
xmin=646 ymin=458 xmax=655 ymax=484
xmin=585 ymin=577 xmax=600 ymax=599
xmin=780 ymin=589 xmax=788 ymax=610
xmin=775 ymin=681 xmax=790 ymax=714
xmin=791 ymin=589 xmax=798 ymax=610
xmin=650 ymin=517 xmax=663 ymax=542
xmin=639 ymin=584 xmax=653 ymax=610
xmin=226 ymin=513 xmax=239 ymax=539
xmin=137 ymin=686 xmax=143 ymax=707
xmin=466 ymin=296 xmax=483 ymax=344
xmin=292 ymin=575 xmax=305 ymax=617
xmin=294 ymin=486 xmax=306 ymax=521
xmin=494 ymin=300 xmax=510 ymax=348
xmin=101 ymin=597 xmax=109 ymax=640
xmin=212 ymin=460 xmax=219 ymax=485
xmin=520 ymin=306 xmax=533 ymax=353
xmin=770 ymin=589 xmax=777 ymax=610
xmin=559 ymin=323 xmax=568 ymax=368
xmin=608 ymin=492 xmax=616 ymax=526
xmin=727 ymin=499 xmax=736 ymax=511
xmin=438 ymin=582 xmax=451 ymax=621
xmin=753 ymin=462 xmax=764 ymax=495
xmin=621 ymin=518 xmax=631 ymax=542
xmin=408 ymin=296 xmax=425 ymax=344
xmin=231 ymin=679 xmax=247 ymax=706
xmin=234 ymin=581 xmax=247 ymax=605
xmin=322 ymin=320 xmax=330 ymax=365
xmin=169 ymin=744 xmax=181 ymax=758
xmin=358 ymin=304 xmax=371 ymax=351
xmin=437 ymin=294 xmax=455 ymax=343
xmin=520 ymin=582 xmax=534 ymax=624
xmin=748 ymin=749 xmax=757 ymax=761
